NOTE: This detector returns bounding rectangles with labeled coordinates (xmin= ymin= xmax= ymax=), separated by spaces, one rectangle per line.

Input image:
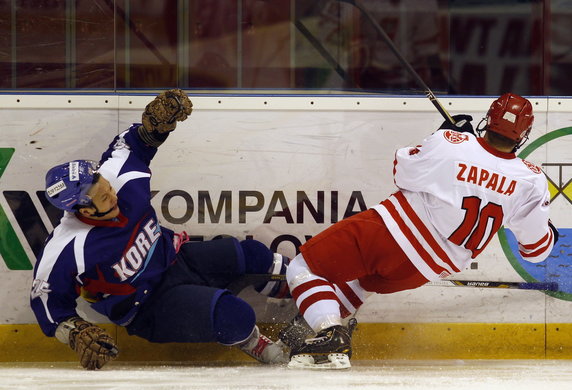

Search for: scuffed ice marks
xmin=1 ymin=361 xmax=572 ymax=390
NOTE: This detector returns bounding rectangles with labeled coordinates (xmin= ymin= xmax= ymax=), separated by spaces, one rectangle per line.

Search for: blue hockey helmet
xmin=44 ymin=160 xmax=100 ymax=212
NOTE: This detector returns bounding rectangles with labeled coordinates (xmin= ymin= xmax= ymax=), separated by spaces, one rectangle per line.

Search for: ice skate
xmin=238 ymin=325 xmax=289 ymax=364
xmin=278 ymin=314 xmax=315 ymax=350
xmin=287 ymin=318 xmax=357 ymax=370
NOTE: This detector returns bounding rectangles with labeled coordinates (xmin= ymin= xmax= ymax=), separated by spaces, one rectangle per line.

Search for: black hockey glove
xmin=439 ymin=114 xmax=474 ymax=135
xmin=548 ymin=220 xmax=559 ymax=245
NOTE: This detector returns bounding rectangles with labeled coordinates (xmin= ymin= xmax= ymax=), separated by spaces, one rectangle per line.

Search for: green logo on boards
xmin=0 ymin=148 xmax=33 ymax=270
xmin=498 ymin=128 xmax=572 ymax=300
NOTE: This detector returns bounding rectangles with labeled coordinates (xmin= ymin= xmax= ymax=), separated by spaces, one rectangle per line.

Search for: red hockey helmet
xmin=486 ymin=93 xmax=534 ymax=142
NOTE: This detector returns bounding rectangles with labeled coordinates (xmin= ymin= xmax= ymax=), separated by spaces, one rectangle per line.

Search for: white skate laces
xmin=239 ymin=326 xmax=289 ymax=364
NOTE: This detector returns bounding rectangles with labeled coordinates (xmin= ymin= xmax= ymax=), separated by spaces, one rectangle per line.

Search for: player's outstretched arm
xmin=55 ymin=316 xmax=119 ymax=370
xmin=138 ymin=88 xmax=193 ymax=147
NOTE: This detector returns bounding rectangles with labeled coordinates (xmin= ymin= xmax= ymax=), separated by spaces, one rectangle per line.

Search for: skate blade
xmin=287 ymin=353 xmax=351 ymax=370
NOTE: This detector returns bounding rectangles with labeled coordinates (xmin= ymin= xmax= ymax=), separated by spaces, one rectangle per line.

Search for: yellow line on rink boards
xmin=2 ymin=323 xmax=572 ymax=362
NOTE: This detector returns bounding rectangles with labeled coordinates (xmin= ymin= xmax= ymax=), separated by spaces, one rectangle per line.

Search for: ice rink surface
xmin=1 ymin=360 xmax=571 ymax=390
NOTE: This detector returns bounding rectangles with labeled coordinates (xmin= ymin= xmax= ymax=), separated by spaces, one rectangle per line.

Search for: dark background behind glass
xmin=0 ymin=0 xmax=567 ymax=96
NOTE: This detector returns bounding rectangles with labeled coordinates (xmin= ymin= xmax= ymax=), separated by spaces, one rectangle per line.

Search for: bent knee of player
xmin=212 ymin=293 xmax=255 ymax=345
xmin=287 ymin=254 xmax=319 ymax=290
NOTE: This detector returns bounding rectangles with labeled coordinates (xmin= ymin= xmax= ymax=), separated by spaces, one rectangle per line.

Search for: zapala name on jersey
xmin=455 ymin=162 xmax=517 ymax=196
xmin=112 ymin=218 xmax=162 ymax=281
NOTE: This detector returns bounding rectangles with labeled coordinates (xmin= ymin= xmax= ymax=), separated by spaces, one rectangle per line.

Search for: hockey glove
xmin=139 ymin=89 xmax=193 ymax=146
xmin=439 ymin=114 xmax=474 ymax=135
xmin=548 ymin=219 xmax=559 ymax=245
xmin=56 ymin=316 xmax=119 ymax=370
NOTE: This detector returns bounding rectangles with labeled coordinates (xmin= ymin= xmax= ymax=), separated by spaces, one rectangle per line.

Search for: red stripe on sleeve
xmin=520 ymin=229 xmax=553 ymax=258
xmin=520 ymin=231 xmax=551 ymax=251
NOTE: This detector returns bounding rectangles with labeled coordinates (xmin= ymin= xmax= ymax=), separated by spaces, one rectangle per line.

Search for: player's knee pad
xmin=286 ymin=254 xmax=316 ymax=292
xmin=212 ymin=293 xmax=255 ymax=345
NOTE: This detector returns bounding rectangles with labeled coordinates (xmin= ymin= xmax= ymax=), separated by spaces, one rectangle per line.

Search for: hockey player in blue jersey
xmin=30 ymin=89 xmax=290 ymax=370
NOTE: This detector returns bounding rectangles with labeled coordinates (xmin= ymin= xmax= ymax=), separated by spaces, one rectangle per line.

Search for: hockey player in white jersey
xmin=284 ymin=93 xmax=559 ymax=370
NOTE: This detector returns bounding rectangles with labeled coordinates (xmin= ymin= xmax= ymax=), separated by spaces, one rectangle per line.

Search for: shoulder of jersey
xmin=441 ymin=129 xmax=471 ymax=144
xmin=440 ymin=130 xmax=543 ymax=175
xmin=519 ymin=158 xmax=543 ymax=175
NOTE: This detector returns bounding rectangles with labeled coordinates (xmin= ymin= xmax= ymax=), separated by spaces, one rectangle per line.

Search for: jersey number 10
xmin=448 ymin=196 xmax=504 ymax=258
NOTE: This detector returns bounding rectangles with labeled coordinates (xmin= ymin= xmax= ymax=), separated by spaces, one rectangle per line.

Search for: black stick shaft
xmin=293 ymin=20 xmax=348 ymax=82
xmin=427 ymin=280 xmax=559 ymax=291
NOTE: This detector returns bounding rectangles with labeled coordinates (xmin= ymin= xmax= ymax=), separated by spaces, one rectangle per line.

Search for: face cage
xmin=74 ymin=167 xmax=101 ymax=211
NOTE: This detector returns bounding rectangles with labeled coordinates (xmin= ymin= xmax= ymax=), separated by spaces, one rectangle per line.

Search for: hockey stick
xmin=426 ymin=280 xmax=559 ymax=291
xmin=335 ymin=0 xmax=456 ymax=125
xmin=226 ymin=273 xmax=287 ymax=296
xmin=227 ymin=273 xmax=559 ymax=293
xmin=293 ymin=19 xmax=348 ymax=82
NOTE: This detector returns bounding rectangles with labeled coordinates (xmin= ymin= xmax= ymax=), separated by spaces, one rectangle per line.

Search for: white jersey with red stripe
xmin=372 ymin=129 xmax=554 ymax=282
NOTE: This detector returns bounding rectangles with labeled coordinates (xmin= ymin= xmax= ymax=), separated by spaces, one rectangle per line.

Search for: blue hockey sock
xmin=212 ymin=293 xmax=255 ymax=345
xmin=239 ymin=240 xmax=290 ymax=299
xmin=240 ymin=239 xmax=274 ymax=274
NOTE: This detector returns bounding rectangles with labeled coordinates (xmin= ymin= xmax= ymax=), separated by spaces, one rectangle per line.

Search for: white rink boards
xmin=0 ymin=93 xmax=571 ymax=361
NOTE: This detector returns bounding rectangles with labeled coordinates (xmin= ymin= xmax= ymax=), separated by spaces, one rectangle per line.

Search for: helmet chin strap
xmin=91 ymin=205 xmax=116 ymax=218
xmin=475 ymin=118 xmax=487 ymax=137
xmin=513 ymin=131 xmax=530 ymax=152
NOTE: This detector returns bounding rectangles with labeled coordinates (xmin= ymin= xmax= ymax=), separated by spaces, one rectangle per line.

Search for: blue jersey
xmin=30 ymin=124 xmax=177 ymax=337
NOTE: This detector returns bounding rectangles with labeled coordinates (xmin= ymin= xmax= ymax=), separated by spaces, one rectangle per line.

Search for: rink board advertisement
xmin=0 ymin=94 xmax=571 ymax=360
